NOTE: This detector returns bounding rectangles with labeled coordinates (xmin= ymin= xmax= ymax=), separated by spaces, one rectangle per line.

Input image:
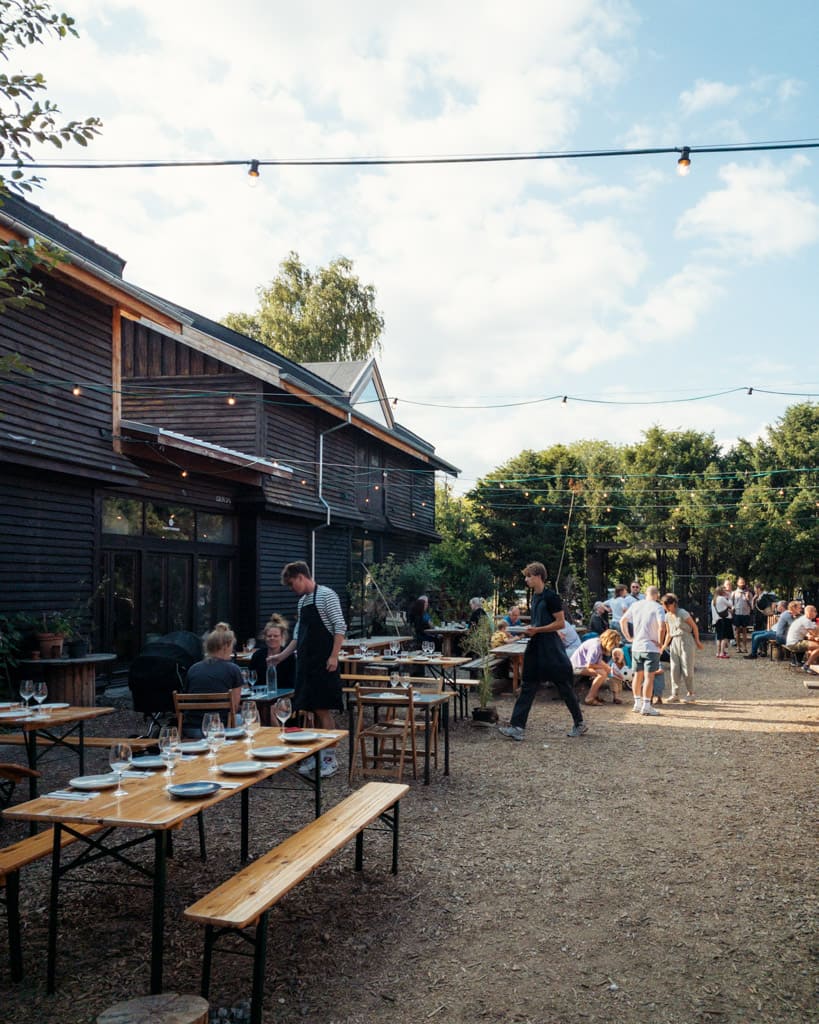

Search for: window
xmin=197 ymin=512 xmax=235 ymax=544
xmin=102 ymin=497 xmax=142 ymax=535
xmin=145 ymin=503 xmax=195 ymax=541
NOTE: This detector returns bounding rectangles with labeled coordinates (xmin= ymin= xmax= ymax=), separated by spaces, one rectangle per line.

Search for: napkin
xmin=121 ymin=770 xmax=152 ymax=779
xmin=216 ymin=781 xmax=243 ymax=789
xmin=46 ymin=790 xmax=99 ymax=801
xmin=179 ymin=755 xmax=198 ymax=762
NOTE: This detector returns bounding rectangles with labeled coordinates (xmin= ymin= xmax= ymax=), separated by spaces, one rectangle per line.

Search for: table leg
xmin=313 ymin=752 xmax=322 ymax=818
xmin=443 ymin=700 xmax=450 ymax=776
xmin=150 ymin=830 xmax=168 ymax=994
xmin=78 ymin=721 xmax=86 ymax=775
xmin=25 ymin=731 xmax=37 ymax=799
xmin=241 ymin=788 xmax=249 ymax=864
xmin=46 ymin=823 xmax=63 ymax=993
xmin=423 ymin=707 xmax=431 ymax=785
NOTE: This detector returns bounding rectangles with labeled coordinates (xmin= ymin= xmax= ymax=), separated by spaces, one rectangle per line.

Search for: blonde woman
xmin=184 ymin=622 xmax=244 ymax=735
xmin=571 ymin=629 xmax=622 ymax=705
xmin=660 ymin=594 xmax=704 ymax=702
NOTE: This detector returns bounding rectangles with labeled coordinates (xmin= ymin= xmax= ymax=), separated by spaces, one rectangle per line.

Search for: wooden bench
xmin=0 ymin=734 xmax=156 ymax=752
xmin=1 ymin=823 xmax=103 ymax=981
xmin=461 ymin=655 xmax=503 ymax=678
xmin=185 ymin=781 xmax=409 ymax=1024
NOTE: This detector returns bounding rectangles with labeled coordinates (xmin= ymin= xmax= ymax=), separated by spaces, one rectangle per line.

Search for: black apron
xmin=294 ymin=588 xmax=343 ymax=711
xmin=522 ymin=590 xmax=574 ymax=684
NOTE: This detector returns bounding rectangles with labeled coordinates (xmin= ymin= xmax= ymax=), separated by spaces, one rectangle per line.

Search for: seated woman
xmin=468 ymin=597 xmax=489 ymax=627
xmin=184 ymin=622 xmax=244 ymax=737
xmin=588 ymin=602 xmax=610 ymax=636
xmin=570 ymin=629 xmax=621 ymax=706
xmin=250 ymin=614 xmax=296 ymax=692
xmin=407 ymin=595 xmax=432 ymax=648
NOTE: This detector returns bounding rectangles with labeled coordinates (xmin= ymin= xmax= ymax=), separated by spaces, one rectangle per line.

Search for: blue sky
xmin=16 ymin=1 xmax=819 ymax=487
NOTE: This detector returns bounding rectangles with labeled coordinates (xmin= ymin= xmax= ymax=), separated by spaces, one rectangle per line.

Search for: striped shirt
xmin=293 ymin=584 xmax=346 ymax=641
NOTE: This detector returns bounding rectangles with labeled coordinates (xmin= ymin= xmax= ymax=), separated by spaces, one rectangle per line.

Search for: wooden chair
xmin=350 ymin=685 xmax=417 ymax=783
xmin=396 ymin=676 xmax=443 ymax=770
xmin=0 ymin=764 xmax=40 ymax=812
xmin=173 ymin=691 xmax=235 ymax=736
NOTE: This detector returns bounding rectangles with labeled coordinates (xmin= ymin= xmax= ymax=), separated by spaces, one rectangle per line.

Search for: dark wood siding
xmin=257 ymin=516 xmax=310 ymax=626
xmin=0 ymin=470 xmax=95 ymax=615
xmin=122 ymin=320 xmax=230 ymax=377
xmin=262 ymin=395 xmax=320 ymax=513
xmin=0 ymin=275 xmax=140 ymax=480
xmin=315 ymin=526 xmax=352 ymax=618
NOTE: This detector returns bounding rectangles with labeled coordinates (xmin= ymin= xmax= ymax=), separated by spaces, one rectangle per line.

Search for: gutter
xmin=310 ymin=412 xmax=352 ymax=575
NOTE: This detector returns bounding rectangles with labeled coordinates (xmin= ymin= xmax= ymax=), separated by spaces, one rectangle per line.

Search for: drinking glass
xmin=241 ymin=700 xmax=260 ymax=752
xmin=389 ymin=639 xmax=400 ymax=657
xmin=19 ymin=679 xmax=35 ymax=710
xmin=358 ymin=642 xmax=370 ymax=659
xmin=248 ymin=670 xmax=257 ymax=689
xmin=246 ymin=638 xmax=256 ymax=654
xmin=158 ymin=725 xmax=180 ymax=780
xmin=109 ymin=742 xmax=132 ymax=798
xmin=206 ymin=717 xmax=225 ymax=771
xmin=201 ymin=713 xmax=215 ymax=748
xmin=273 ymin=697 xmax=292 ymax=741
xmin=240 ymin=669 xmax=250 ymax=689
xmin=33 ymin=680 xmax=48 ymax=715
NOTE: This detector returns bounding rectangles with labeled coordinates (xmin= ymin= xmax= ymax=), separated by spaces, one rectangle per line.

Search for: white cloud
xmin=676 ymin=157 xmax=819 ymax=260
xmin=679 ymin=79 xmax=741 ymax=116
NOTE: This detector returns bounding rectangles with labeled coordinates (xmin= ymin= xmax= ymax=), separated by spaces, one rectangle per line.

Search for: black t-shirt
xmin=183 ymin=657 xmax=243 ymax=735
xmin=250 ymin=647 xmax=295 ymax=690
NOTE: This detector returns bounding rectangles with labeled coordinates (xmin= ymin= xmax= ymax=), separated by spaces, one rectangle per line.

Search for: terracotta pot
xmin=36 ymin=632 xmax=64 ymax=659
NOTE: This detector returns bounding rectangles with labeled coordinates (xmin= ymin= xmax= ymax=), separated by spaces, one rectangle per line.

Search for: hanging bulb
xmin=227 ymin=394 xmax=237 ymax=406
xmin=247 ymin=159 xmax=261 ymax=187
xmin=72 ymin=384 xmax=82 ymax=396
xmin=677 ymin=146 xmax=691 ymax=176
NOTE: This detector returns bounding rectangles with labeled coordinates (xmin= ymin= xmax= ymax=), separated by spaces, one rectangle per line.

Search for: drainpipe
xmin=311 ymin=413 xmax=351 ymax=575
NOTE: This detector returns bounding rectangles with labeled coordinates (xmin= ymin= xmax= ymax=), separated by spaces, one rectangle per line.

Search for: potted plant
xmin=63 ymin=577 xmax=109 ymax=658
xmin=25 ymin=612 xmax=72 ymax=659
xmin=460 ymin=616 xmax=499 ymax=725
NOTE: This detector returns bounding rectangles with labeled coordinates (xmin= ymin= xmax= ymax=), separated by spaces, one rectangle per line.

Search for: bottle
xmin=266 ymin=662 xmax=277 ymax=694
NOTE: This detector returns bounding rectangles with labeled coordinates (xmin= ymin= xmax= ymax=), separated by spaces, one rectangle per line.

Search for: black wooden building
xmin=0 ymin=196 xmax=457 ymax=661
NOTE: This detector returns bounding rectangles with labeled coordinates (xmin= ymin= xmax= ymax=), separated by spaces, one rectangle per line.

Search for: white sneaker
xmin=632 ymin=702 xmax=642 ymax=713
xmin=666 ymin=695 xmax=681 ymax=703
xmin=640 ymin=705 xmax=661 ymax=716
xmin=320 ymin=758 xmax=339 ymax=778
xmin=298 ymin=759 xmax=316 ymax=776
xmin=682 ymin=695 xmax=697 ymax=703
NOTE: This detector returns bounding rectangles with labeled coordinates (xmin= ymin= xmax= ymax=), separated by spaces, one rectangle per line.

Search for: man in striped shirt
xmin=276 ymin=561 xmax=346 ymax=777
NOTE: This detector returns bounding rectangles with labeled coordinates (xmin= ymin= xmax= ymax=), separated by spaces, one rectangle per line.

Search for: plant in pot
xmin=460 ymin=616 xmax=499 ymax=725
xmin=23 ymin=612 xmax=73 ymax=659
xmin=62 ymin=577 xmax=109 ymax=658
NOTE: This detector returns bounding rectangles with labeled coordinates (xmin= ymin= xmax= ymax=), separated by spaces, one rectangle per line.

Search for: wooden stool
xmin=97 ymin=993 xmax=208 ymax=1024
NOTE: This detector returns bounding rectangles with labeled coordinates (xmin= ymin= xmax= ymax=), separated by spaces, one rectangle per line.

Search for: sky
xmin=11 ymin=0 xmax=819 ymax=489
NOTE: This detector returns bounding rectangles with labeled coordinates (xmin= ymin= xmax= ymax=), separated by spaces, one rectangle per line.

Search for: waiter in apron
xmin=276 ymin=560 xmax=346 ymax=778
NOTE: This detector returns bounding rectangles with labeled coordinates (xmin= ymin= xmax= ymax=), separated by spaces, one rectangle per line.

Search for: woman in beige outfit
xmin=660 ymin=593 xmax=704 ymax=702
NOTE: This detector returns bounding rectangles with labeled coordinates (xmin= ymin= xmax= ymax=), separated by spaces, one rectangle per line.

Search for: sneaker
xmin=743 ymin=654 xmax=757 ymax=660
xmin=567 ymin=721 xmax=589 ymax=737
xmin=666 ymin=695 xmax=681 ymax=703
xmin=498 ymin=725 xmax=524 ymax=741
xmin=320 ymin=759 xmax=339 ymax=778
xmin=640 ymin=705 xmax=661 ymax=716
xmin=682 ymin=695 xmax=696 ymax=703
xmin=298 ymin=759 xmax=316 ymax=777
xmin=632 ymin=702 xmax=642 ymax=713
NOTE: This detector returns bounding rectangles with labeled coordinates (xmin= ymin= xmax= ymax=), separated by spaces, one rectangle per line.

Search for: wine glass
xmin=33 ymin=680 xmax=48 ymax=715
xmin=248 ymin=670 xmax=257 ymax=689
xmin=205 ymin=716 xmax=225 ymax=771
xmin=19 ymin=679 xmax=34 ymax=711
xmin=241 ymin=700 xmax=260 ymax=752
xmin=358 ymin=641 xmax=370 ymax=659
xmin=109 ymin=742 xmax=132 ymax=798
xmin=246 ymin=638 xmax=256 ymax=654
xmin=389 ymin=639 xmax=400 ymax=657
xmin=158 ymin=725 xmax=180 ymax=780
xmin=273 ymin=697 xmax=291 ymax=741
xmin=240 ymin=668 xmax=250 ymax=689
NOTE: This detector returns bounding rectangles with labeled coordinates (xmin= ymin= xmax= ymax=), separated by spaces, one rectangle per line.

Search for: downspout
xmin=311 ymin=412 xmax=352 ymax=575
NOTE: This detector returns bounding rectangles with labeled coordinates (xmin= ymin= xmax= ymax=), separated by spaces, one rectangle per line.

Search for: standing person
xmin=731 ymin=578 xmax=753 ymax=654
xmin=499 ymin=562 xmax=587 ymax=740
xmin=620 ymin=586 xmax=666 ymax=717
xmin=605 ymin=584 xmax=629 ymax=637
xmin=624 ymin=581 xmax=644 ymax=607
xmin=659 ymin=594 xmax=704 ymax=702
xmin=711 ymin=583 xmax=734 ymax=659
xmin=276 ymin=561 xmax=346 ymax=778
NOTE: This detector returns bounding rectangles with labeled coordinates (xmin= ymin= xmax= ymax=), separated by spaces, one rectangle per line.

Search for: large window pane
xmin=144 ymin=554 xmax=164 ymax=640
xmin=145 ymin=503 xmax=194 ymax=540
xmin=197 ymin=512 xmax=235 ymax=544
xmin=167 ymin=556 xmax=192 ymax=633
xmin=196 ymin=557 xmax=232 ymax=635
xmin=109 ymin=553 xmax=138 ymax=659
xmin=103 ymin=497 xmax=142 ymax=535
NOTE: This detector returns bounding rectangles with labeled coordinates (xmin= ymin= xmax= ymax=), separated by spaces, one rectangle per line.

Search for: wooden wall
xmin=0 ymin=470 xmax=95 ymax=616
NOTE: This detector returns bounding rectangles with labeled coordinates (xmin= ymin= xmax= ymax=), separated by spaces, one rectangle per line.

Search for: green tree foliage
xmin=222 ymin=251 xmax=385 ymax=363
xmin=0 ymin=0 xmax=102 ymax=313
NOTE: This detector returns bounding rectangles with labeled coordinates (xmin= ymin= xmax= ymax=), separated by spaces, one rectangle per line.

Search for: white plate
xmin=223 ymin=726 xmax=246 ymax=739
xmin=371 ymin=692 xmax=406 ymax=700
xmin=0 ymin=701 xmax=20 ymax=709
xmin=69 ymin=773 xmax=119 ymax=790
xmin=251 ymin=745 xmax=291 ymax=758
xmin=283 ymin=730 xmax=323 ymax=743
xmin=413 ymin=657 xmax=430 ymax=663
xmin=131 ymin=755 xmax=166 ymax=769
xmin=0 ymin=709 xmax=29 ymax=718
xmin=168 ymin=781 xmax=222 ymax=799
xmin=39 ymin=702 xmax=71 ymax=710
xmin=178 ymin=740 xmax=209 ymax=754
xmin=219 ymin=761 xmax=263 ymax=775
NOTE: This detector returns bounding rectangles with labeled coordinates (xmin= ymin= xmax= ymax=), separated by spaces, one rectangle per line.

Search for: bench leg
xmin=391 ymin=800 xmax=400 ymax=874
xmin=46 ymin=824 xmax=63 ymax=993
xmin=201 ymin=924 xmax=215 ymax=1002
xmin=250 ymin=911 xmax=270 ymax=1024
xmin=355 ymin=831 xmax=364 ymax=871
xmin=6 ymin=870 xmax=23 ymax=982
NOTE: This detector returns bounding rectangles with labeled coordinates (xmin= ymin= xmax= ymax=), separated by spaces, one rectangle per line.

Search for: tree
xmin=0 ymin=1 xmax=102 ymax=315
xmin=222 ymin=251 xmax=385 ymax=362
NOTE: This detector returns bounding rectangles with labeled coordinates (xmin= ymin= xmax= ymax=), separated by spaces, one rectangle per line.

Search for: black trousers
xmin=510 ymin=669 xmax=583 ymax=729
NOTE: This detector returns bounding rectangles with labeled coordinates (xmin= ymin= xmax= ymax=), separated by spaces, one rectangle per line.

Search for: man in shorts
xmin=621 ymin=585 xmax=666 ymax=717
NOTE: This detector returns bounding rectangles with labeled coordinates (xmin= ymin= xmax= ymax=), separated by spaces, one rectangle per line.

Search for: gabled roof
xmin=303 ymin=358 xmax=395 ymax=431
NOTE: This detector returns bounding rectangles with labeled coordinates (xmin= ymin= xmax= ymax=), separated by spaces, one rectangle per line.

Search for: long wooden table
xmin=0 ymin=704 xmax=114 ymax=800
xmin=342 ymin=635 xmax=412 ymax=653
xmin=3 ymin=726 xmax=345 ymax=994
xmin=341 ymin=652 xmax=472 ymax=715
xmin=490 ymin=640 xmax=529 ymax=694
xmin=424 ymin=626 xmax=468 ymax=657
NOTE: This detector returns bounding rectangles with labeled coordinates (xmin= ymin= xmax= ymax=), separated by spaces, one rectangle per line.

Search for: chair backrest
xmin=173 ymin=690 xmax=235 ymax=734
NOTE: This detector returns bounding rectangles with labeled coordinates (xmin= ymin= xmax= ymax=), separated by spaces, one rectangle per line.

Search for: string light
xmin=71 ymin=384 xmax=81 ymax=396
xmin=247 ymin=159 xmax=260 ymax=186
xmin=227 ymin=394 xmax=236 ymax=406
xmin=677 ymin=146 xmax=691 ymax=176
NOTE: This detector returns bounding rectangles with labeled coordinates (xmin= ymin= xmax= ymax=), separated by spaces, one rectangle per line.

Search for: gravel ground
xmin=2 ymin=651 xmax=817 ymax=1024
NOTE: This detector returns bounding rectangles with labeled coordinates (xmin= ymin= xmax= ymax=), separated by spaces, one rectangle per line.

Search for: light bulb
xmin=677 ymin=147 xmax=691 ymax=176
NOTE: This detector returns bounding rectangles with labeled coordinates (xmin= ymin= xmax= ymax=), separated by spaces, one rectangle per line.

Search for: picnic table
xmin=490 ymin=639 xmax=529 ymax=694
xmin=18 ymin=653 xmax=116 ymax=706
xmin=0 ymin=704 xmax=115 ymax=800
xmin=341 ymin=651 xmax=473 ymax=715
xmin=341 ymin=635 xmax=412 ymax=652
xmin=424 ymin=625 xmax=468 ymax=657
xmin=3 ymin=725 xmax=346 ymax=994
